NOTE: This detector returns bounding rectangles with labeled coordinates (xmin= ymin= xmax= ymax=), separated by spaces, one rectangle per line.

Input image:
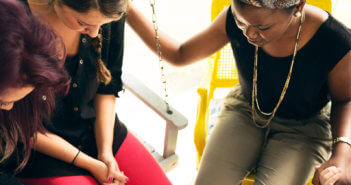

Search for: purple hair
xmin=0 ymin=0 xmax=70 ymax=172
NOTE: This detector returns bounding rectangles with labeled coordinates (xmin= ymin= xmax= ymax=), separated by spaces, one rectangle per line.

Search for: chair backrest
xmin=209 ymin=0 xmax=238 ymax=91
xmin=306 ymin=0 xmax=332 ymax=12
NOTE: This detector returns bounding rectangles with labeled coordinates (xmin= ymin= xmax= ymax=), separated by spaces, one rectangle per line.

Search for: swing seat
xmin=122 ymin=73 xmax=188 ymax=172
xmin=194 ymin=0 xmax=332 ymax=184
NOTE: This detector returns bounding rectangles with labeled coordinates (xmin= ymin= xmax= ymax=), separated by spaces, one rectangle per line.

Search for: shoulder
xmin=302 ymin=5 xmax=329 ymax=40
xmin=101 ymin=15 xmax=126 ymax=43
xmin=305 ymin=5 xmax=351 ymax=47
xmin=304 ymin=4 xmax=329 ymax=26
xmin=110 ymin=15 xmax=126 ymax=30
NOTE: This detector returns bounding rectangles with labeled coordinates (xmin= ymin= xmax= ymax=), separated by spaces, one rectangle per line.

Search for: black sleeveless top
xmin=226 ymin=6 xmax=351 ymax=119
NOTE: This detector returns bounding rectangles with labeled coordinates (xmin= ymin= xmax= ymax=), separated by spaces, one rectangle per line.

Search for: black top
xmin=226 ymin=6 xmax=351 ymax=119
xmin=15 ymin=0 xmax=128 ymax=178
xmin=0 ymin=145 xmax=24 ymax=185
xmin=0 ymin=172 xmax=22 ymax=185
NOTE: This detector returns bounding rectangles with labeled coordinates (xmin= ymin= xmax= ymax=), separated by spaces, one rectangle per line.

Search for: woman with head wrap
xmin=127 ymin=0 xmax=351 ymax=184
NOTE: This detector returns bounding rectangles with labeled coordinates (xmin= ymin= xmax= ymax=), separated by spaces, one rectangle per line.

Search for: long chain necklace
xmin=251 ymin=12 xmax=305 ymax=128
xmin=149 ymin=0 xmax=173 ymax=114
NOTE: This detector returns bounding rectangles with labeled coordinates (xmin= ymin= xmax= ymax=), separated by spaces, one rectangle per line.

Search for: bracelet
xmin=71 ymin=150 xmax=81 ymax=165
xmin=333 ymin=137 xmax=351 ymax=147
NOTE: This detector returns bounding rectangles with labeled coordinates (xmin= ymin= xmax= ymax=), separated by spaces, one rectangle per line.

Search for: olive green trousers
xmin=195 ymin=85 xmax=332 ymax=185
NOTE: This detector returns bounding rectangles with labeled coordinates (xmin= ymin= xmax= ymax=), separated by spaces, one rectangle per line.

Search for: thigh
xmin=115 ymin=131 xmax=171 ymax=185
xmin=195 ymin=110 xmax=265 ymax=185
xmin=254 ymin=133 xmax=331 ymax=185
xmin=19 ymin=176 xmax=98 ymax=185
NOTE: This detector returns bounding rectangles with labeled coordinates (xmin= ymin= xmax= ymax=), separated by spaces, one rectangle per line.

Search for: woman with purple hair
xmin=13 ymin=0 xmax=172 ymax=185
xmin=127 ymin=0 xmax=351 ymax=184
xmin=1 ymin=1 xmax=144 ymax=185
xmin=0 ymin=0 xmax=70 ymax=184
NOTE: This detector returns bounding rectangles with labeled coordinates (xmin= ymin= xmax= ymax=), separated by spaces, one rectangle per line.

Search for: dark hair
xmin=57 ymin=0 xmax=127 ymax=85
xmin=232 ymin=0 xmax=297 ymax=15
xmin=58 ymin=0 xmax=126 ymax=18
xmin=0 ymin=0 xmax=70 ymax=172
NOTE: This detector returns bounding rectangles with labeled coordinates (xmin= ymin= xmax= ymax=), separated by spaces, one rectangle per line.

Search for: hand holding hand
xmin=312 ymin=146 xmax=351 ymax=185
xmin=98 ymin=152 xmax=129 ymax=184
xmin=88 ymin=158 xmax=128 ymax=185
xmin=315 ymin=166 xmax=342 ymax=185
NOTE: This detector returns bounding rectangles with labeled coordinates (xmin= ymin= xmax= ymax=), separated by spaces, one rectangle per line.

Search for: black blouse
xmin=226 ymin=6 xmax=351 ymax=119
xmin=47 ymin=18 xmax=127 ymax=146
xmin=16 ymin=0 xmax=128 ymax=178
xmin=0 ymin=147 xmax=24 ymax=185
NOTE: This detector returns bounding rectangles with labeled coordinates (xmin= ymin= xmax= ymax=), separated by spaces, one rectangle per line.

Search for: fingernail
xmin=125 ymin=177 xmax=130 ymax=183
xmin=108 ymin=177 xmax=113 ymax=183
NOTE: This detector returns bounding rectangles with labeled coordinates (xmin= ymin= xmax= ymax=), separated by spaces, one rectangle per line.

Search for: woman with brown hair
xmin=16 ymin=0 xmax=171 ymax=185
xmin=126 ymin=0 xmax=351 ymax=184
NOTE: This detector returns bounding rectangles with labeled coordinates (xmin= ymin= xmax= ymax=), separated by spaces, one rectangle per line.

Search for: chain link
xmin=149 ymin=0 xmax=172 ymax=114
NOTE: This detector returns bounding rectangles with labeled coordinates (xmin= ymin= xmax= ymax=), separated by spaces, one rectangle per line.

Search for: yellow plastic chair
xmin=194 ymin=0 xmax=332 ymax=184
xmin=194 ymin=0 xmax=237 ymax=167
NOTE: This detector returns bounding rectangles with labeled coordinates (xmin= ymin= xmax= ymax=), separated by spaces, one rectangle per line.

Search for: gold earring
xmin=295 ymin=11 xmax=301 ymax=18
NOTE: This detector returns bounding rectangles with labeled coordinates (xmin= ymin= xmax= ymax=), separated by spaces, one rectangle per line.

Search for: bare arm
xmin=328 ymin=51 xmax=351 ymax=155
xmin=126 ymin=0 xmax=230 ymax=66
xmin=33 ymin=132 xmax=127 ymax=184
xmin=93 ymin=94 xmax=128 ymax=183
xmin=313 ymin=51 xmax=351 ymax=185
xmin=94 ymin=94 xmax=116 ymax=156
xmin=34 ymin=132 xmax=97 ymax=171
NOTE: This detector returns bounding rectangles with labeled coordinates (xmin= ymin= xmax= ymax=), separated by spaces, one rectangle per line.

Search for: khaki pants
xmin=195 ymin=85 xmax=332 ymax=185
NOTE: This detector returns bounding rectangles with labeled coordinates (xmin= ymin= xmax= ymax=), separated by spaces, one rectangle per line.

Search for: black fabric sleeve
xmin=0 ymin=170 xmax=23 ymax=185
xmin=316 ymin=14 xmax=351 ymax=72
xmin=225 ymin=6 xmax=238 ymax=41
xmin=97 ymin=16 xmax=125 ymax=97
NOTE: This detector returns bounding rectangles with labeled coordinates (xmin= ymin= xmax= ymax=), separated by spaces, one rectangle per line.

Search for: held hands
xmin=314 ymin=166 xmax=342 ymax=185
xmin=98 ymin=152 xmax=129 ymax=185
xmin=88 ymin=159 xmax=126 ymax=185
xmin=312 ymin=149 xmax=351 ymax=185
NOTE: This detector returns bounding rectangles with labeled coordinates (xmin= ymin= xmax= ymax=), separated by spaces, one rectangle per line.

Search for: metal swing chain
xmin=149 ymin=0 xmax=172 ymax=114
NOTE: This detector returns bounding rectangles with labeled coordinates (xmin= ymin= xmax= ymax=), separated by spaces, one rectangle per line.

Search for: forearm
xmin=33 ymin=132 xmax=99 ymax=172
xmin=330 ymin=101 xmax=351 ymax=156
xmin=95 ymin=120 xmax=114 ymax=155
xmin=94 ymin=94 xmax=116 ymax=155
xmin=126 ymin=1 xmax=182 ymax=65
xmin=126 ymin=0 xmax=230 ymax=66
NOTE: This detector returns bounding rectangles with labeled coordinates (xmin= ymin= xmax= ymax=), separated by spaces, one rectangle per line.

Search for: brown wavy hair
xmin=57 ymin=0 xmax=127 ymax=85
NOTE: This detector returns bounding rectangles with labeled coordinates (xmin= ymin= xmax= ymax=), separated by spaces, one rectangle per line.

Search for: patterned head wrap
xmin=239 ymin=0 xmax=301 ymax=9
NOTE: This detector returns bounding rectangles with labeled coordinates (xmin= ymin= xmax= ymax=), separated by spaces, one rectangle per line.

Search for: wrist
xmin=74 ymin=152 xmax=99 ymax=172
xmin=98 ymin=148 xmax=113 ymax=158
xmin=332 ymin=141 xmax=351 ymax=158
xmin=334 ymin=137 xmax=351 ymax=147
xmin=71 ymin=150 xmax=81 ymax=165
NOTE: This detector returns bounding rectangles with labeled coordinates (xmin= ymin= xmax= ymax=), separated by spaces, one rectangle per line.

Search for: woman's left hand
xmin=313 ymin=148 xmax=351 ymax=185
xmin=98 ymin=152 xmax=128 ymax=184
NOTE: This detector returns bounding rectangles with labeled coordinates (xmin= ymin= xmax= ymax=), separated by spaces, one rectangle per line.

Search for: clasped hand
xmin=89 ymin=152 xmax=129 ymax=185
xmin=313 ymin=153 xmax=351 ymax=185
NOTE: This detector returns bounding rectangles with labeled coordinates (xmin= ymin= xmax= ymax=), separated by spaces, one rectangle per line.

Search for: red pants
xmin=19 ymin=131 xmax=172 ymax=185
